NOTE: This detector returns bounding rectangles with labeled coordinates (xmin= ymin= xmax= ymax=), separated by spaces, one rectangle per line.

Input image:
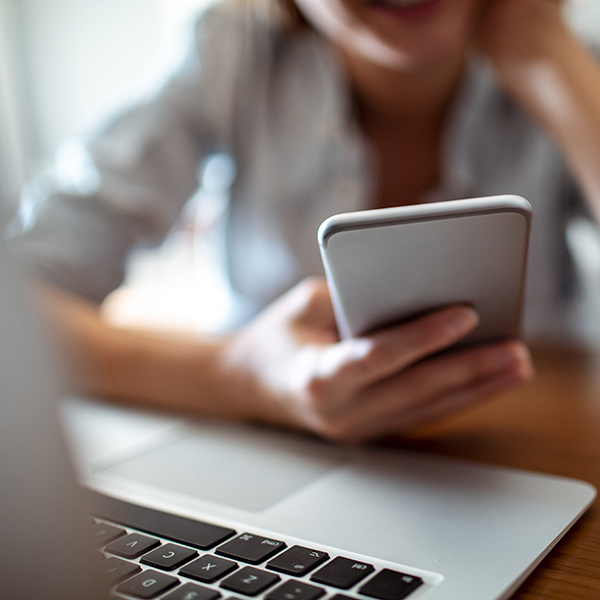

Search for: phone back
xmin=319 ymin=196 xmax=531 ymax=343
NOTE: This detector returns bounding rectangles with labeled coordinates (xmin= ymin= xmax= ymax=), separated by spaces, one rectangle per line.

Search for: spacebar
xmin=85 ymin=490 xmax=236 ymax=550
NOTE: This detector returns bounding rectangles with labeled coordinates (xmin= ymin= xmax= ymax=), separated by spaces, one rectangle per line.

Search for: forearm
xmin=482 ymin=1 xmax=600 ymax=221
xmin=501 ymin=32 xmax=600 ymax=220
xmin=32 ymin=279 xmax=533 ymax=443
xmin=37 ymin=285 xmax=252 ymax=420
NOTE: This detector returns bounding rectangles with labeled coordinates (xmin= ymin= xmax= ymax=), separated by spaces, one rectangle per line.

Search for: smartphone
xmin=318 ymin=195 xmax=532 ymax=344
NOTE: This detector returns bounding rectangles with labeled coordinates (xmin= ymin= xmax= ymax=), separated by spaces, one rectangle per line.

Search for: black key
xmin=220 ymin=566 xmax=280 ymax=596
xmin=102 ymin=557 xmax=141 ymax=583
xmin=266 ymin=580 xmax=325 ymax=600
xmin=267 ymin=546 xmax=329 ymax=577
xmin=115 ymin=569 xmax=179 ymax=598
xmin=89 ymin=491 xmax=236 ymax=550
xmin=359 ymin=569 xmax=423 ymax=600
xmin=180 ymin=555 xmax=238 ymax=583
xmin=105 ymin=533 xmax=161 ymax=559
xmin=92 ymin=522 xmax=126 ymax=546
xmin=330 ymin=595 xmax=357 ymax=600
xmin=161 ymin=582 xmax=222 ymax=600
xmin=140 ymin=543 xmax=198 ymax=570
xmin=310 ymin=557 xmax=374 ymax=589
xmin=217 ymin=534 xmax=286 ymax=565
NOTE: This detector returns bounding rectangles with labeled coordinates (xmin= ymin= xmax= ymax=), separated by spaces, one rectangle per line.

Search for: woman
xmin=10 ymin=0 xmax=600 ymax=442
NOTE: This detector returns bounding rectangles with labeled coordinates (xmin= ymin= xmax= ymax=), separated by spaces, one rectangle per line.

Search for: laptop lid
xmin=0 ymin=201 xmax=108 ymax=599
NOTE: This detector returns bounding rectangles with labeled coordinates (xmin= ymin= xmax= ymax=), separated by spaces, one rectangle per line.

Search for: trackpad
xmin=95 ymin=421 xmax=347 ymax=512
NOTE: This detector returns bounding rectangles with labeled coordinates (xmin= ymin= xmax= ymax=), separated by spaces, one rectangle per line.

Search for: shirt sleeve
xmin=7 ymin=4 xmax=247 ymax=303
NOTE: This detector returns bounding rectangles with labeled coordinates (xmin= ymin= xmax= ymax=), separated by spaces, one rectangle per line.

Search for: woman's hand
xmin=36 ymin=280 xmax=531 ymax=442
xmin=218 ymin=278 xmax=534 ymax=443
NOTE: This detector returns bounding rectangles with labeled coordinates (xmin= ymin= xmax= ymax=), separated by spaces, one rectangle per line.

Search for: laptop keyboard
xmin=90 ymin=493 xmax=426 ymax=600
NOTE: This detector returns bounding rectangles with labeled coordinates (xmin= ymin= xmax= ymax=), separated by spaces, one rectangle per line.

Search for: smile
xmin=366 ymin=0 xmax=445 ymax=19
xmin=368 ymin=0 xmax=435 ymax=7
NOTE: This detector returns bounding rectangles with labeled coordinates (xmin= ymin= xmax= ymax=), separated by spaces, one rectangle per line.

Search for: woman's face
xmin=293 ymin=0 xmax=486 ymax=72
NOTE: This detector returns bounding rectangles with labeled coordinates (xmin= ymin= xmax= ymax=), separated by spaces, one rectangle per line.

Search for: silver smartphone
xmin=318 ymin=195 xmax=532 ymax=344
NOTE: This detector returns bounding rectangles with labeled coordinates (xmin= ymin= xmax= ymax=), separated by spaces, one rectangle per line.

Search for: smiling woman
xmin=292 ymin=0 xmax=483 ymax=71
xmin=5 ymin=0 xmax=600 ymax=443
xmin=7 ymin=0 xmax=599 ymax=181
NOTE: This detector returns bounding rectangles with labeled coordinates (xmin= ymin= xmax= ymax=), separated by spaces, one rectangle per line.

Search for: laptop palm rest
xmin=87 ymin=416 xmax=595 ymax=596
xmin=92 ymin=421 xmax=347 ymax=513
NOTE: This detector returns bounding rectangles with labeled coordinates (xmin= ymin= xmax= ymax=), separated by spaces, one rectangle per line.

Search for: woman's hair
xmin=229 ymin=0 xmax=307 ymax=30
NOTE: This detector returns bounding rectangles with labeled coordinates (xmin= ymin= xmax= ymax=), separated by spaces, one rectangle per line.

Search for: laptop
xmin=0 ymin=215 xmax=596 ymax=600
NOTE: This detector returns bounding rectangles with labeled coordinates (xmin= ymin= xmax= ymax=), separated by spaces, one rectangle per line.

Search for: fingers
xmin=386 ymin=339 xmax=532 ymax=411
xmin=308 ymin=340 xmax=533 ymax=443
xmin=231 ymin=277 xmax=532 ymax=445
xmin=313 ymin=305 xmax=480 ymax=401
xmin=399 ymin=367 xmax=529 ymax=430
xmin=345 ymin=369 xmax=527 ymax=444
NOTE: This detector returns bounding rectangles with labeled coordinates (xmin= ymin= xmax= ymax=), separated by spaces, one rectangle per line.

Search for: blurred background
xmin=0 ymin=0 xmax=212 ymax=203
xmin=0 ymin=0 xmax=228 ymax=331
xmin=2 ymin=0 xmax=600 ymax=333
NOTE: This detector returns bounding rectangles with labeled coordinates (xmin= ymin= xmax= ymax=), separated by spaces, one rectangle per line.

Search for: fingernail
xmin=517 ymin=360 xmax=536 ymax=382
xmin=496 ymin=343 xmax=532 ymax=371
xmin=444 ymin=307 xmax=479 ymax=336
xmin=502 ymin=360 xmax=535 ymax=386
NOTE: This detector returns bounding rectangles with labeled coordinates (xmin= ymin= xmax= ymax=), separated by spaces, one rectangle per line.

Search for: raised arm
xmin=481 ymin=0 xmax=600 ymax=221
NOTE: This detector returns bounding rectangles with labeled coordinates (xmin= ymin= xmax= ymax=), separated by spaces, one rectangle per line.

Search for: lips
xmin=368 ymin=0 xmax=433 ymax=6
xmin=366 ymin=0 xmax=444 ymax=19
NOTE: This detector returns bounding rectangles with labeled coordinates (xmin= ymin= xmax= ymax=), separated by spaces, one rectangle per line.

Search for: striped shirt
xmin=8 ymin=2 xmax=595 ymax=341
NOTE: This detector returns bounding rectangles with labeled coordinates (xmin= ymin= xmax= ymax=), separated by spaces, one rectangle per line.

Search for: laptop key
xmin=180 ymin=554 xmax=238 ymax=583
xmin=266 ymin=580 xmax=325 ymax=600
xmin=92 ymin=522 xmax=126 ymax=546
xmin=89 ymin=492 xmax=236 ymax=550
xmin=358 ymin=569 xmax=423 ymax=600
xmin=266 ymin=546 xmax=329 ymax=576
xmin=105 ymin=532 xmax=161 ymax=559
xmin=310 ymin=557 xmax=374 ymax=589
xmin=115 ymin=569 xmax=179 ymax=598
xmin=220 ymin=566 xmax=280 ymax=596
xmin=102 ymin=556 xmax=141 ymax=583
xmin=217 ymin=534 xmax=286 ymax=564
xmin=140 ymin=543 xmax=198 ymax=570
xmin=161 ymin=582 xmax=222 ymax=600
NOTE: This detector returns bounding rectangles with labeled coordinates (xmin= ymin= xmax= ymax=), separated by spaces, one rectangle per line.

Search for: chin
xmin=346 ymin=30 xmax=470 ymax=73
xmin=347 ymin=0 xmax=481 ymax=71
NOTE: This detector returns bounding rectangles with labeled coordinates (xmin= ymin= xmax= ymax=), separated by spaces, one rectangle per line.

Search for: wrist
xmin=215 ymin=329 xmax=296 ymax=428
xmin=480 ymin=1 xmax=574 ymax=94
xmin=489 ymin=28 xmax=574 ymax=92
xmin=489 ymin=32 xmax=593 ymax=128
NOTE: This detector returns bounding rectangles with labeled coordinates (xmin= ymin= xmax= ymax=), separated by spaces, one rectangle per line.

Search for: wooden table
xmin=400 ymin=345 xmax=600 ymax=599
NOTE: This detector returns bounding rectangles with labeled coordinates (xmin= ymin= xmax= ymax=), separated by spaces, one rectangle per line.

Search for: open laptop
xmin=0 ymin=219 xmax=596 ymax=600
